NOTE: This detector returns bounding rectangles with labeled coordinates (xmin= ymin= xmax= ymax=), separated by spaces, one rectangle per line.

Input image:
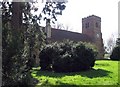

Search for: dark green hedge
xmin=39 ymin=40 xmax=98 ymax=72
xmin=110 ymin=46 xmax=120 ymax=60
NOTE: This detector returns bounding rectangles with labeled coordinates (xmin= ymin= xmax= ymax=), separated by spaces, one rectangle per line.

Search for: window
xmin=85 ymin=22 xmax=89 ymax=28
xmin=96 ymin=22 xmax=98 ymax=27
xmin=85 ymin=23 xmax=87 ymax=28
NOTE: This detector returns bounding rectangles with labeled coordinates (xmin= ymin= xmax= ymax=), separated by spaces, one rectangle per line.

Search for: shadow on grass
xmin=95 ymin=63 xmax=110 ymax=66
xmin=33 ymin=68 xmax=112 ymax=79
xmin=31 ymin=77 xmax=39 ymax=87
xmin=79 ymin=68 xmax=112 ymax=78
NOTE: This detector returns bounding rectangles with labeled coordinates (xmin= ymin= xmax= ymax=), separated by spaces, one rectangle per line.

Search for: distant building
xmin=45 ymin=15 xmax=104 ymax=59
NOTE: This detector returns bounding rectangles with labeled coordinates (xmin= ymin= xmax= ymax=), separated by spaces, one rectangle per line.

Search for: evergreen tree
xmin=2 ymin=1 xmax=45 ymax=86
xmin=110 ymin=38 xmax=120 ymax=60
xmin=1 ymin=0 xmax=67 ymax=86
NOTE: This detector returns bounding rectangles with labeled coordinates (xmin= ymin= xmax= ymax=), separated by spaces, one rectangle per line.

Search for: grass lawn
xmin=31 ymin=60 xmax=119 ymax=86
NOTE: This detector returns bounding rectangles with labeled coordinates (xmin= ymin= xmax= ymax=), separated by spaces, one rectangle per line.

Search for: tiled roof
xmin=48 ymin=28 xmax=92 ymax=42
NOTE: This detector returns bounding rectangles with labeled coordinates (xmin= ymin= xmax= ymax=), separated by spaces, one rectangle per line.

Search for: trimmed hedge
xmin=39 ymin=40 xmax=98 ymax=72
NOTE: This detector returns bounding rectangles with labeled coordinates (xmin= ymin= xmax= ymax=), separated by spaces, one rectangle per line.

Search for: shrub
xmin=39 ymin=40 xmax=98 ymax=72
xmin=40 ymin=45 xmax=57 ymax=71
xmin=110 ymin=46 xmax=120 ymax=60
xmin=52 ymin=52 xmax=74 ymax=72
xmin=73 ymin=43 xmax=96 ymax=71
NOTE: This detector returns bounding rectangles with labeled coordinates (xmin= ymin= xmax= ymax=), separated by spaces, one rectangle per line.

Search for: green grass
xmin=31 ymin=60 xmax=119 ymax=86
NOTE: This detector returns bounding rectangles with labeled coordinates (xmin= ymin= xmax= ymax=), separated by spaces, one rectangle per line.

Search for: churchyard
xmin=31 ymin=60 xmax=119 ymax=86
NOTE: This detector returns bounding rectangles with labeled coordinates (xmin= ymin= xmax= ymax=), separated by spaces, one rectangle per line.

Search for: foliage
xmin=39 ymin=40 xmax=97 ymax=72
xmin=72 ymin=43 xmax=96 ymax=71
xmin=110 ymin=38 xmax=120 ymax=60
xmin=110 ymin=46 xmax=120 ymax=60
xmin=2 ymin=2 xmax=31 ymax=86
xmin=31 ymin=60 xmax=119 ymax=86
xmin=41 ymin=1 xmax=66 ymax=24
xmin=2 ymin=1 xmax=67 ymax=86
xmin=1 ymin=1 xmax=45 ymax=86
xmin=39 ymin=45 xmax=55 ymax=71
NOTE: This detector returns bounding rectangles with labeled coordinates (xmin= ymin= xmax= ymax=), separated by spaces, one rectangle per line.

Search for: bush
xmin=39 ymin=40 xmax=98 ymax=72
xmin=110 ymin=46 xmax=120 ymax=60
xmin=39 ymin=42 xmax=60 ymax=71
xmin=73 ymin=43 xmax=96 ymax=71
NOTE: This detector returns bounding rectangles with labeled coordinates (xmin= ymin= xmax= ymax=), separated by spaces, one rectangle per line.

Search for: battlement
xmin=82 ymin=15 xmax=101 ymax=22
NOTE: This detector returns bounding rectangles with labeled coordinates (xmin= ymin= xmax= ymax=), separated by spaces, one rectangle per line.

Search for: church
xmin=10 ymin=3 xmax=104 ymax=66
xmin=44 ymin=15 xmax=104 ymax=59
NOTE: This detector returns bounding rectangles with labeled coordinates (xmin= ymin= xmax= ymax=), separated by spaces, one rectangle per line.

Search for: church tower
xmin=82 ymin=15 xmax=104 ymax=59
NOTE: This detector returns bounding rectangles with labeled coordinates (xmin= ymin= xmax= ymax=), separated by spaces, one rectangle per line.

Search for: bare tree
xmin=56 ymin=23 xmax=64 ymax=29
xmin=52 ymin=22 xmax=71 ymax=31
xmin=107 ymin=35 xmax=116 ymax=53
xmin=63 ymin=24 xmax=73 ymax=31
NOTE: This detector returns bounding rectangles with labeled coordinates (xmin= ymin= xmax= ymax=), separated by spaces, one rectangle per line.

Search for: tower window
xmin=85 ymin=23 xmax=87 ymax=28
xmin=96 ymin=22 xmax=98 ymax=27
xmin=85 ymin=22 xmax=89 ymax=28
